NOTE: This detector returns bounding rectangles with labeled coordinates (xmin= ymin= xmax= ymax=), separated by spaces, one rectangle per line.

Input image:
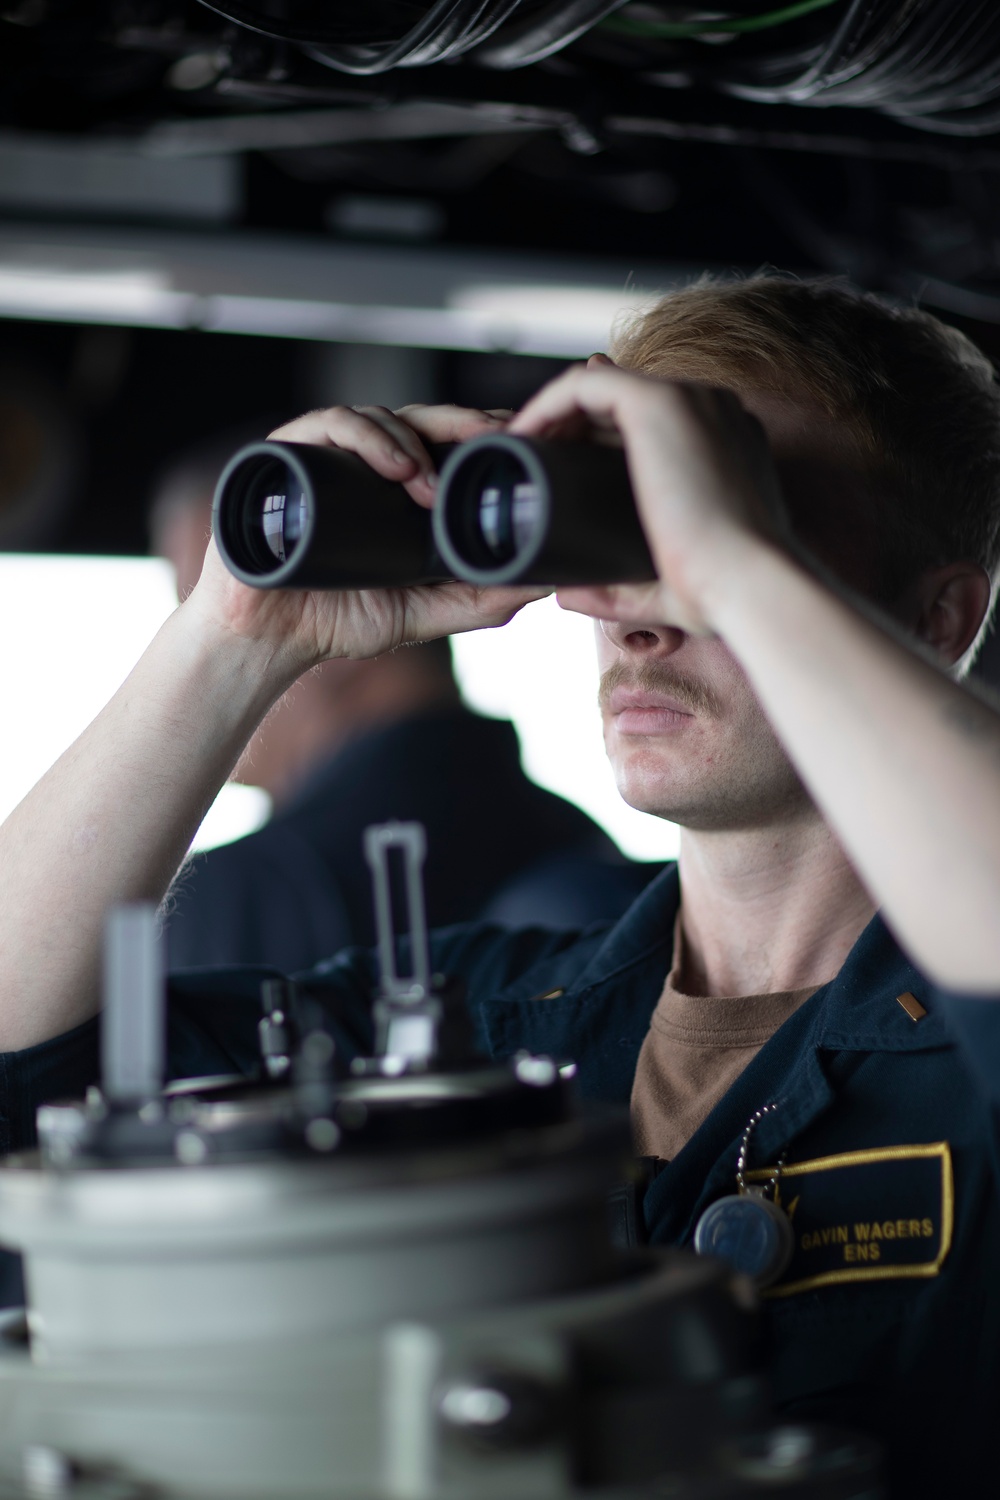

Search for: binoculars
xmin=213 ymin=434 xmax=657 ymax=591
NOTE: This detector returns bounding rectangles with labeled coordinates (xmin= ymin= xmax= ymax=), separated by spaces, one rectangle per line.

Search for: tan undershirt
xmin=630 ymin=920 xmax=819 ymax=1162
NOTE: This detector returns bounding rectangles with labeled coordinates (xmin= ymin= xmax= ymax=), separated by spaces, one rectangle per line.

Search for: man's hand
xmin=508 ymin=361 xmax=787 ymax=634
xmin=0 ymin=398 xmax=539 ymax=1051
xmin=508 ymin=362 xmax=1000 ymax=994
xmin=187 ymin=402 xmax=545 ymax=672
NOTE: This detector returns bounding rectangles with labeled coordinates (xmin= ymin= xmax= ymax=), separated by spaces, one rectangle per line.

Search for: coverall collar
xmin=480 ymin=859 xmax=952 ymax=1245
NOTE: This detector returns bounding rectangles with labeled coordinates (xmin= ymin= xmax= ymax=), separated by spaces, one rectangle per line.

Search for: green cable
xmin=601 ymin=0 xmax=842 ymax=39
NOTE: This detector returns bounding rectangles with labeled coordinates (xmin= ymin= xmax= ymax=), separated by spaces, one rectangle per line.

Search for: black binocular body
xmin=212 ymin=434 xmax=657 ymax=592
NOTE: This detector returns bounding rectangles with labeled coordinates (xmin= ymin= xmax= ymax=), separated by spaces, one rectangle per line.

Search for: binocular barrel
xmin=433 ymin=432 xmax=655 ymax=587
xmin=213 ymin=435 xmax=656 ymax=591
xmin=212 ymin=441 xmax=451 ymax=590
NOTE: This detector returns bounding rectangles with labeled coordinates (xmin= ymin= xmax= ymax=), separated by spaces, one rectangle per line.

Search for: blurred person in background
xmin=148 ymin=433 xmax=656 ymax=972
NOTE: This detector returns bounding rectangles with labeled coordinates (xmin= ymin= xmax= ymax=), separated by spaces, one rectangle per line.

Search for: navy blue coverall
xmin=2 ymin=864 xmax=999 ymax=1497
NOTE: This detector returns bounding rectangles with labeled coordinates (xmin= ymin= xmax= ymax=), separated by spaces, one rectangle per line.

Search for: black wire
xmin=687 ymin=0 xmax=1000 ymax=132
xmin=191 ymin=0 xmax=383 ymax=46
xmin=193 ymin=0 xmax=529 ymax=68
xmin=722 ymin=0 xmax=906 ymax=102
xmin=307 ymin=0 xmax=529 ymax=71
xmin=893 ymin=106 xmax=1000 ymax=137
xmin=473 ymin=0 xmax=631 ymax=69
xmin=819 ymin=0 xmax=999 ymax=110
xmin=189 ymin=0 xmax=1000 ymax=133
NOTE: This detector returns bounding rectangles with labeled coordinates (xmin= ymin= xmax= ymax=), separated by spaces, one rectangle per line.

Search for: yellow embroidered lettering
xmin=805 ymin=1225 xmax=852 ymax=1250
xmin=753 ymin=1142 xmax=951 ymax=1298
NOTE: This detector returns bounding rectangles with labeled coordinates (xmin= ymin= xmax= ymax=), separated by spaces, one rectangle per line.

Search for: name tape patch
xmin=744 ymin=1141 xmax=953 ymax=1298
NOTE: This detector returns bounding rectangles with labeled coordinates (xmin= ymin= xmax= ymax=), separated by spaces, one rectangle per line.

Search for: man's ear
xmin=908 ymin=562 xmax=993 ymax=670
xmin=587 ymin=352 xmax=617 ymax=370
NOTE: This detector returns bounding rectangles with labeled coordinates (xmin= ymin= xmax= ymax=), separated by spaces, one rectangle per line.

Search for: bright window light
xmin=451 ymin=595 xmax=679 ymax=862
xmin=0 ymin=557 xmax=677 ymax=869
xmin=447 ymin=283 xmax=660 ymax=355
xmin=0 ymin=556 xmax=269 ymax=854
xmin=0 ymin=265 xmax=188 ymax=324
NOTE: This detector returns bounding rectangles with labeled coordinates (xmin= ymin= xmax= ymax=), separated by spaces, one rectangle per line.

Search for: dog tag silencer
xmin=693 ymin=1102 xmax=794 ymax=1290
xmin=693 ymin=1188 xmax=795 ymax=1289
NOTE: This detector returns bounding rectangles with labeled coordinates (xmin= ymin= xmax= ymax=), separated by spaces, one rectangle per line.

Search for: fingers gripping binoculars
xmin=212 ymin=435 xmax=657 ymax=590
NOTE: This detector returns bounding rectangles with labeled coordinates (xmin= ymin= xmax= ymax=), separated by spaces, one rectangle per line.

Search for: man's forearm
xmin=714 ymin=543 xmax=1000 ymax=990
xmin=0 ymin=604 xmax=298 ymax=1051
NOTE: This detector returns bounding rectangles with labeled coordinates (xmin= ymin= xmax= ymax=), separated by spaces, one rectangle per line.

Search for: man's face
xmin=595 ymin=621 xmax=810 ymax=830
xmin=593 ymin=388 xmax=872 ymax=832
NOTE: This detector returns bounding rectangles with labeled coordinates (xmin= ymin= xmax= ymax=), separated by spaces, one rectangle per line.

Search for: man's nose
xmin=599 ymin=618 xmax=687 ymax=658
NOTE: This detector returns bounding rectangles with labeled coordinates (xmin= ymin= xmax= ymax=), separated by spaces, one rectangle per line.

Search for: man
xmin=149 ymin=436 xmax=653 ymax=969
xmin=3 ymin=275 xmax=1000 ymax=1495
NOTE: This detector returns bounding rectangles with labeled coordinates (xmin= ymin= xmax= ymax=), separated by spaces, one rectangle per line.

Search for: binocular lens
xmin=440 ymin=449 xmax=545 ymax=575
xmin=433 ymin=433 xmax=654 ymax=588
xmin=240 ymin=459 xmax=309 ymax=571
xmin=215 ymin=440 xmax=451 ymax=591
xmin=476 ymin=457 xmax=543 ymax=565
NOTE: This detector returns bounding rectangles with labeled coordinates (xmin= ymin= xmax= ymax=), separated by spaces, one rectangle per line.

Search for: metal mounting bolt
xmin=174 ymin=1130 xmax=208 ymax=1166
xmin=23 ymin=1446 xmax=75 ymax=1499
xmin=437 ymin=1372 xmax=559 ymax=1450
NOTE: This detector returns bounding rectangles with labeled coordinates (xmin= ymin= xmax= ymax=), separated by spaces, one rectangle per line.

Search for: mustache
xmin=597 ymin=657 xmax=722 ymax=718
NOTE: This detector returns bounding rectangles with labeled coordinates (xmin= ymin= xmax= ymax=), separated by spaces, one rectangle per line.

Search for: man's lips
xmin=605 ymin=687 xmax=697 ymax=734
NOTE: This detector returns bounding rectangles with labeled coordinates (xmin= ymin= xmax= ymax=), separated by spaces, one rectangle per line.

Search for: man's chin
xmin=610 ymin=754 xmax=752 ymax=830
xmin=613 ymin=766 xmax=816 ymax=833
xmin=612 ymin=767 xmax=696 ymax=826
xmin=616 ymin=783 xmax=743 ymax=832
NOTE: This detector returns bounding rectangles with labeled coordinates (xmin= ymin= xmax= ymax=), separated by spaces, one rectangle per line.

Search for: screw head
xmin=166 ymin=52 xmax=225 ymax=92
xmin=23 ymin=1446 xmax=74 ymax=1499
xmin=174 ymin=1131 xmax=208 ymax=1166
xmin=304 ymin=1117 xmax=340 ymax=1153
xmin=437 ymin=1372 xmax=559 ymax=1450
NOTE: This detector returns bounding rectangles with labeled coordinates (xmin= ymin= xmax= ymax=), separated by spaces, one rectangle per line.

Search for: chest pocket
xmin=744 ymin=1141 xmax=953 ymax=1298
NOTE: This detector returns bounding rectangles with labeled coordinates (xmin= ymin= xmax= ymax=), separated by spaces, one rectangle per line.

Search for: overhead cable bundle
xmin=190 ymin=0 xmax=1000 ymax=131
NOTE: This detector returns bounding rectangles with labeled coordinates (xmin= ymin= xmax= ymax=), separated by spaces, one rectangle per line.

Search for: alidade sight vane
xmin=364 ymin=821 xmax=432 ymax=1005
xmin=101 ymin=903 xmax=165 ymax=1104
xmin=363 ymin=821 xmax=446 ymax=1067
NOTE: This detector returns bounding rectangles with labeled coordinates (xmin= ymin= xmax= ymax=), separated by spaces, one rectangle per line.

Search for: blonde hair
xmin=611 ymin=274 xmax=1000 ymax=600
